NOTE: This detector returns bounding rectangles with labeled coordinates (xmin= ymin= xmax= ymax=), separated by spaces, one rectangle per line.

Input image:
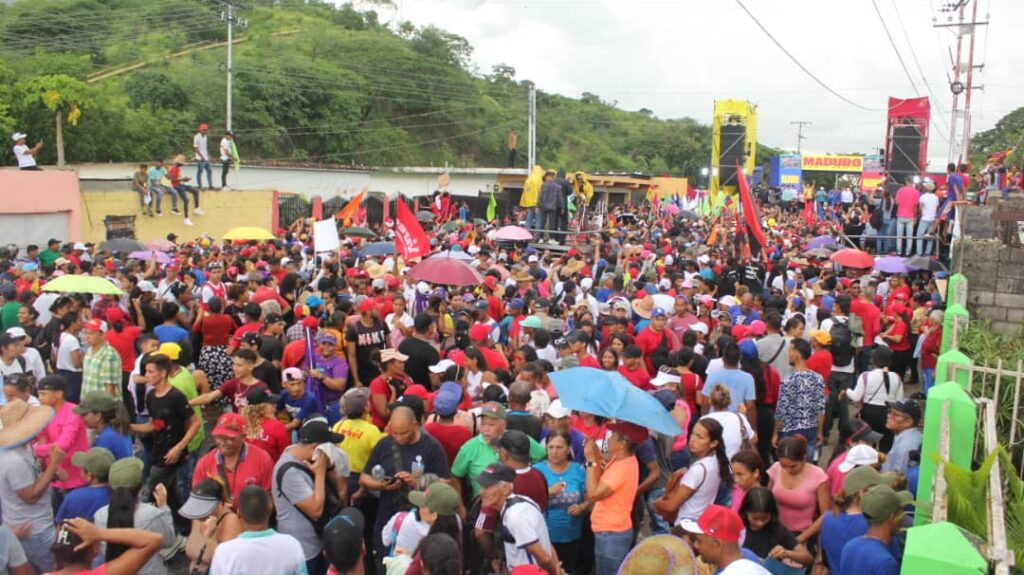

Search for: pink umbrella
xmin=830 ymin=248 xmax=874 ymax=269
xmin=493 ymin=225 xmax=534 ymax=241
xmin=145 ymin=239 xmax=175 ymax=251
xmin=408 ymin=255 xmax=484 ymax=286
xmin=488 ymin=264 xmax=511 ymax=280
xmin=662 ymin=203 xmax=680 ymax=215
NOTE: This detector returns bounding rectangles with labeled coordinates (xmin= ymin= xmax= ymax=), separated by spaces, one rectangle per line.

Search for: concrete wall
xmin=0 ymin=169 xmax=82 ymax=240
xmin=79 ymin=190 xmax=277 ymax=244
xmin=954 ymin=240 xmax=1024 ymax=336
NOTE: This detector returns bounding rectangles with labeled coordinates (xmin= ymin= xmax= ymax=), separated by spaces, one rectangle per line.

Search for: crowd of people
xmin=0 ymin=174 xmax=953 ymax=575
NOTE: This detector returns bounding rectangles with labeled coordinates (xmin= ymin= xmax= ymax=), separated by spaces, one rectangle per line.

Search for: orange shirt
xmin=591 ymin=455 xmax=639 ymax=533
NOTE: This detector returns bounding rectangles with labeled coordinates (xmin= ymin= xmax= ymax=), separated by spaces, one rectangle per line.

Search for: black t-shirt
xmin=690 ymin=351 xmax=710 ymax=383
xmin=253 ymin=360 xmax=282 ymax=393
xmin=398 ymin=336 xmax=440 ymax=388
xmin=742 ymin=263 xmax=765 ymax=294
xmin=346 ymin=319 xmax=389 ymax=385
xmin=717 ymin=269 xmax=738 ymax=297
xmin=506 ymin=412 xmax=543 ymax=441
xmin=260 ymin=336 xmax=284 ymax=364
xmin=743 ymin=523 xmax=797 ymax=559
xmin=363 ymin=434 xmax=451 ymax=523
xmin=146 ymin=386 xmax=193 ymax=466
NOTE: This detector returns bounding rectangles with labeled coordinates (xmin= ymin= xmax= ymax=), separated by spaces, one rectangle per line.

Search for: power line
xmin=888 ymin=0 xmax=952 ymax=140
xmin=870 ymin=0 xmax=919 ymax=96
xmin=733 ymin=0 xmax=880 ymax=112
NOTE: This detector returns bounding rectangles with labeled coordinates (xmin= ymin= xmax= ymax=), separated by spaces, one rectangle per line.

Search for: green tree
xmin=125 ymin=71 xmax=189 ymax=112
xmin=19 ymin=74 xmax=89 ymax=167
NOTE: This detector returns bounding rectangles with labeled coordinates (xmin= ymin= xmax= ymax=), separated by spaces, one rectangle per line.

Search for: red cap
xmin=469 ymin=323 xmax=491 ymax=342
xmin=607 ymin=420 xmax=649 ymax=444
xmin=483 ymin=275 xmax=498 ymax=289
xmin=359 ymin=298 xmax=377 ymax=313
xmin=681 ymin=505 xmax=745 ymax=543
xmin=839 ymin=278 xmax=852 ymax=287
xmin=82 ymin=319 xmax=106 ymax=333
xmin=345 ymin=268 xmax=358 ymax=278
xmin=731 ymin=325 xmax=749 ymax=341
xmin=198 ymin=123 xmax=208 ymax=130
xmin=566 ymin=248 xmax=578 ymax=257
xmin=105 ymin=307 xmax=126 ymax=325
xmin=302 ymin=316 xmax=319 ymax=330
xmin=212 ymin=413 xmax=245 ymax=437
xmin=385 ymin=276 xmax=399 ymax=290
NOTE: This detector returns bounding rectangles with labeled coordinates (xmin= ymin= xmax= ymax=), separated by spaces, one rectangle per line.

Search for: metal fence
xmin=278 ymin=193 xmax=311 ymax=227
xmin=949 ymin=359 xmax=1024 ymax=478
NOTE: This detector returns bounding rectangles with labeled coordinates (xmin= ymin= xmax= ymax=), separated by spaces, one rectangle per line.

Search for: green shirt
xmin=39 ymin=249 xmax=60 ymax=268
xmin=1 ymin=302 xmax=19 ymax=331
xmin=169 ymin=368 xmax=205 ymax=453
xmin=451 ymin=433 xmax=546 ymax=497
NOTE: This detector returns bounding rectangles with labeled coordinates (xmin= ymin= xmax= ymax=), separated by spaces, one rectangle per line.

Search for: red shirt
xmin=231 ymin=321 xmax=261 ymax=345
xmin=679 ymin=372 xmax=703 ymax=415
xmin=806 ymin=350 xmax=833 ymax=393
xmin=579 ymin=355 xmax=600 ymax=369
xmin=251 ymin=287 xmax=288 ymax=310
xmin=281 ymin=339 xmax=306 ymax=369
xmin=193 ymin=313 xmax=235 ymax=346
xmin=887 ymin=318 xmax=912 ymax=351
xmin=192 ymin=443 xmax=274 ymax=507
xmin=921 ymin=327 xmax=943 ymax=369
xmin=104 ymin=325 xmax=140 ymax=372
xmin=634 ymin=326 xmax=678 ymax=373
xmin=218 ymin=379 xmax=267 ymax=413
xmin=367 ymin=375 xmax=422 ymax=430
xmin=246 ymin=418 xmax=290 ymax=462
xmin=850 ymin=299 xmax=881 ymax=346
xmin=424 ymin=421 xmax=472 ymax=465
xmin=617 ymin=364 xmax=651 ymax=391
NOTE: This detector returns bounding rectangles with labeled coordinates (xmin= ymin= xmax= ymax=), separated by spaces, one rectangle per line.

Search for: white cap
xmin=544 ymin=399 xmax=572 ymax=419
xmin=416 ymin=281 xmax=430 ymax=295
xmin=11 ymin=132 xmax=26 ymax=142
xmin=697 ymin=254 xmax=710 ymax=264
xmin=428 ymin=358 xmax=456 ymax=374
xmin=73 ymin=242 xmax=87 ymax=251
xmin=281 ymin=257 xmax=291 ymax=267
xmin=467 ymin=244 xmax=480 ymax=255
xmin=650 ymin=370 xmax=680 ymax=387
xmin=691 ymin=321 xmax=708 ymax=335
xmin=137 ymin=280 xmax=157 ymax=293
xmin=371 ymin=278 xmax=386 ymax=290
xmin=664 ymin=254 xmax=675 ymax=265
xmin=658 ymin=278 xmax=671 ymax=290
xmin=838 ymin=444 xmax=880 ymax=473
xmin=580 ymin=277 xmax=593 ymax=290
xmin=527 ymin=255 xmax=539 ymax=263
xmin=6 ymin=327 xmax=27 ymax=339
xmin=719 ymin=295 xmax=738 ymax=307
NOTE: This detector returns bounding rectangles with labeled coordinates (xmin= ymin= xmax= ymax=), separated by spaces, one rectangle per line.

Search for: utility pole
xmin=527 ymin=82 xmax=536 ymax=169
xmin=791 ymin=121 xmax=812 ymax=155
xmin=935 ymin=0 xmax=986 ymax=164
xmin=219 ymin=1 xmax=248 ymax=132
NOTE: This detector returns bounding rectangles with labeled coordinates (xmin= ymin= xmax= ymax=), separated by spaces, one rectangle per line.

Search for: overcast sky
xmin=358 ymin=0 xmax=1021 ymax=168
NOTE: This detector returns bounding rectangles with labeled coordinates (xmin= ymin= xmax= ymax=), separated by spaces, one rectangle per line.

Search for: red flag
xmin=335 ymin=188 xmax=366 ymax=221
xmin=736 ymin=162 xmax=767 ymax=258
xmin=382 ymin=193 xmax=390 ymax=224
xmin=801 ymin=196 xmax=815 ymax=226
xmin=394 ymin=197 xmax=430 ymax=261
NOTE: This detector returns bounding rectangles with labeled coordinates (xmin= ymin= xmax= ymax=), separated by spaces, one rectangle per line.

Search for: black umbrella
xmin=97 ymin=238 xmax=144 ymax=253
xmin=679 ymin=210 xmax=699 ymax=221
xmin=905 ymin=256 xmax=948 ymax=273
xmin=416 ymin=210 xmax=434 ymax=223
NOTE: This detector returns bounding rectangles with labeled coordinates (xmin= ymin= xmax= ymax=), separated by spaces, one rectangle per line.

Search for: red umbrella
xmin=408 ymin=255 xmax=484 ymax=286
xmin=493 ymin=225 xmax=533 ymax=241
xmin=830 ymin=248 xmax=874 ymax=269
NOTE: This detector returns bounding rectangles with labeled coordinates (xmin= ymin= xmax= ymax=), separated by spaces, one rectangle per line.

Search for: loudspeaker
xmin=719 ymin=124 xmax=746 ymax=187
xmin=888 ymin=123 xmax=923 ymax=186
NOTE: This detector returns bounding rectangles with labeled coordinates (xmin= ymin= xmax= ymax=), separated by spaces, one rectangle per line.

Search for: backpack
xmin=650 ymin=330 xmax=671 ymax=371
xmin=829 ymin=318 xmax=855 ymax=367
xmin=869 ymin=205 xmax=884 ymax=230
xmin=274 ymin=461 xmax=344 ymax=535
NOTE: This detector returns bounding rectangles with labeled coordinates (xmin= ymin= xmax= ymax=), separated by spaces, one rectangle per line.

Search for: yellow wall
xmin=79 ymin=190 xmax=277 ymax=244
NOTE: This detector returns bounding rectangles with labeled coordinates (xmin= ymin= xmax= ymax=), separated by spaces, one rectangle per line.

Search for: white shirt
xmin=220 ymin=138 xmax=233 ymax=162
xmin=701 ymin=411 xmax=756 ymax=459
xmin=500 ymin=495 xmax=553 ymax=570
xmin=675 ymin=455 xmax=721 ymax=524
xmin=209 ymin=529 xmax=306 ymax=575
xmin=56 ymin=332 xmax=81 ymax=372
xmin=13 ymin=144 xmax=35 ymax=168
xmin=193 ymin=133 xmax=209 ymax=161
xmin=721 ymin=559 xmax=772 ymax=574
xmin=848 ymin=369 xmax=903 ymax=406
xmin=841 ymin=189 xmax=854 ymax=204
xmin=919 ymin=192 xmax=940 ymax=220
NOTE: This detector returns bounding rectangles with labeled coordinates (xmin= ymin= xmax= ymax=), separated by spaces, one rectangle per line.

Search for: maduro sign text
xmin=801 ymin=154 xmax=864 ymax=172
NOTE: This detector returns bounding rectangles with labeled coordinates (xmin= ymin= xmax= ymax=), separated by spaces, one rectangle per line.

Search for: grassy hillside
xmin=0 ymin=0 xmax=780 ymax=177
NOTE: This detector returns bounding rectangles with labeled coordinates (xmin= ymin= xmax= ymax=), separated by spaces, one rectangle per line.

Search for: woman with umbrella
xmin=583 ymin=421 xmax=644 ymax=575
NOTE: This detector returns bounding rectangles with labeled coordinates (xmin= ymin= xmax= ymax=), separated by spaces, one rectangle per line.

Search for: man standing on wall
xmin=193 ymin=123 xmax=213 ymax=191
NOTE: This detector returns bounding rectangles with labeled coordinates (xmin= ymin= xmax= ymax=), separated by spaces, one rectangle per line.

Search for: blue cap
xmin=822 ymin=295 xmax=835 ymax=312
xmin=792 ymin=296 xmax=803 ymax=308
xmin=21 ymin=262 xmax=38 ymax=272
xmin=651 ymin=307 xmax=667 ymax=318
xmin=524 ymin=247 xmax=537 ymax=255
xmin=510 ymin=298 xmax=525 ymax=309
xmin=738 ymin=339 xmax=758 ymax=358
xmin=306 ymin=295 xmax=324 ymax=309
xmin=433 ymin=381 xmax=462 ymax=417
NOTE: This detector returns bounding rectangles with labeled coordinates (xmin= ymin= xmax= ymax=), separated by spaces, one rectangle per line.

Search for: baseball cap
xmin=282 ymin=367 xmax=304 ymax=382
xmin=240 ymin=331 xmax=263 ymax=347
xmin=179 ymin=478 xmax=225 ymax=520
xmin=607 ymin=420 xmax=649 ymax=444
xmin=380 ymin=348 xmax=409 ymax=363
xmin=809 ymin=329 xmax=832 ymax=346
xmin=245 ymin=385 xmax=277 ymax=406
xmin=358 ymin=298 xmax=377 ymax=313
xmin=316 ymin=333 xmax=338 ymax=346
xmin=651 ymin=307 xmax=667 ymax=319
xmin=429 ymin=358 xmax=456 ymax=374
xmin=650 ymin=369 xmax=680 ymax=388
xmin=299 ymin=418 xmax=344 ymax=444
xmin=543 ymin=398 xmax=572 ymax=419
xmin=387 ymin=395 xmax=425 ymax=421
xmin=838 ymin=444 xmax=881 ymax=473
xmin=468 ymin=323 xmax=491 ymax=342
xmin=680 ymin=504 xmax=744 ymax=543
xmin=323 ymin=508 xmax=365 ymax=572
xmin=72 ymin=391 xmax=118 ymax=414
xmin=520 ymin=316 xmax=542 ymax=329
xmin=841 ymin=464 xmax=886 ymax=496
xmin=342 ymin=388 xmax=370 ymax=417
xmin=408 ymin=482 xmax=460 ymax=517
xmin=738 ymin=339 xmax=758 ymax=358
xmin=37 ymin=374 xmax=67 ymax=392
xmin=861 ymin=484 xmax=914 ymax=522
xmin=479 ymin=401 xmax=506 ymax=420
xmin=887 ymin=399 xmax=922 ymax=424
xmin=622 ymin=344 xmax=642 ymax=359
xmin=748 ymin=320 xmax=766 ymax=336
xmin=476 ymin=462 xmax=516 ymax=487
xmin=137 ymin=280 xmax=157 ymax=293
xmin=157 ymin=342 xmax=181 ymax=361
xmin=492 ymin=429 xmax=531 ymax=457
xmin=844 ymin=419 xmax=883 ymax=446
xmin=432 ymin=381 xmax=462 ymax=417
xmin=5 ymin=327 xmax=27 ymax=340
xmin=690 ymin=321 xmax=708 ymax=335
xmin=509 ymin=297 xmax=525 ymax=309
xmin=108 ymin=456 xmax=144 ymax=489
xmin=71 ymin=447 xmax=115 ymax=478
xmin=82 ymin=319 xmax=107 ymax=333
xmin=212 ymin=413 xmax=246 ymax=438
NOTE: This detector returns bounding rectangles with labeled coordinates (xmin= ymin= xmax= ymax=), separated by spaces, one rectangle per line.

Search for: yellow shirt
xmin=332 ymin=416 xmax=384 ymax=473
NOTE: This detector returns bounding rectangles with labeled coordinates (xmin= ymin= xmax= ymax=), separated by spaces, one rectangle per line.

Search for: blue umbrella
xmin=549 ymin=367 xmax=681 ymax=436
xmin=360 ymin=241 xmax=396 ymax=257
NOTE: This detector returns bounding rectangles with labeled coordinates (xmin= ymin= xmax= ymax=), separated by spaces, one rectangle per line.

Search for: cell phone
xmin=382 ymin=476 xmax=396 ymax=483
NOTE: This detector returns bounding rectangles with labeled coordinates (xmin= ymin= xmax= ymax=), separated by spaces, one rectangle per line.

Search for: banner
xmin=394 ymin=198 xmax=430 ymax=261
xmin=861 ymin=154 xmax=884 ymax=191
xmin=710 ymin=99 xmax=758 ymax=204
xmin=801 ymin=154 xmax=864 ymax=172
xmin=313 ymin=219 xmax=340 ymax=253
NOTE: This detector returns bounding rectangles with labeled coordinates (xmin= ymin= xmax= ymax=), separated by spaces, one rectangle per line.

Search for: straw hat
xmin=631 ymin=295 xmax=655 ymax=319
xmin=173 ymin=154 xmax=187 ymax=165
xmin=562 ymin=258 xmax=585 ymax=276
xmin=618 ymin=534 xmax=699 ymax=575
xmin=364 ymin=261 xmax=386 ymax=280
xmin=512 ymin=269 xmax=533 ymax=283
xmin=0 ymin=400 xmax=55 ymax=450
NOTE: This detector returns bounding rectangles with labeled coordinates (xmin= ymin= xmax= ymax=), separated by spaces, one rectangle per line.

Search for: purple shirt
xmin=313 ymin=353 xmax=349 ymax=405
xmin=32 ymin=401 xmax=90 ymax=489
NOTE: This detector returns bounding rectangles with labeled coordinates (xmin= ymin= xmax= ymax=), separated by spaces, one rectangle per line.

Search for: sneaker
xmin=170 ymin=209 xmax=181 ymax=215
xmin=155 ymin=211 xmax=163 ymax=217
xmin=159 ymin=534 xmax=187 ymax=561
xmin=184 ymin=218 xmax=195 ymax=226
xmin=193 ymin=207 xmax=205 ymax=216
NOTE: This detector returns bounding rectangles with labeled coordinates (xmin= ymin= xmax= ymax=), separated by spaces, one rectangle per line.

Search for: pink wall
xmin=0 ymin=170 xmax=82 ymax=240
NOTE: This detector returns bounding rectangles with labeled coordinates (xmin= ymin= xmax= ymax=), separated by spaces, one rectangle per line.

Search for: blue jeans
xmin=196 ymin=159 xmax=213 ymax=189
xmin=524 ymin=206 xmax=538 ymax=231
xmin=149 ymin=183 xmax=177 ymax=213
xmin=22 ymin=529 xmax=55 ymax=573
xmin=594 ymin=529 xmax=633 ymax=575
xmin=916 ymin=219 xmax=935 ymax=256
xmin=896 ymin=217 xmax=915 ymax=256
xmin=781 ymin=427 xmax=819 ymax=462
xmin=879 ymin=218 xmax=895 ymax=253
xmin=645 ymin=487 xmax=671 ymax=535
xmin=923 ymin=367 xmax=936 ymax=396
